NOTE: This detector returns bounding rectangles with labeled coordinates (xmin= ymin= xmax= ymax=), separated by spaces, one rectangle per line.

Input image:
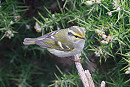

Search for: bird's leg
xmin=66 ymin=55 xmax=81 ymax=63
xmin=73 ymin=57 xmax=81 ymax=63
xmin=73 ymin=53 xmax=82 ymax=63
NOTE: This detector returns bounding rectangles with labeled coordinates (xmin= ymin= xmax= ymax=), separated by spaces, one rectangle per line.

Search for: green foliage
xmin=0 ymin=0 xmax=130 ymax=87
xmin=49 ymin=66 xmax=80 ymax=87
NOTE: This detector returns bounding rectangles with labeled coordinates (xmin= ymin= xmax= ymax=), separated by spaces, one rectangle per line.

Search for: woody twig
xmin=74 ymin=54 xmax=105 ymax=87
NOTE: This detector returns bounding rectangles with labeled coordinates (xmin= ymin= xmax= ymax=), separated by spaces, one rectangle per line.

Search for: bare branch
xmin=74 ymin=54 xmax=90 ymax=87
xmin=74 ymin=54 xmax=105 ymax=87
xmin=85 ymin=70 xmax=95 ymax=87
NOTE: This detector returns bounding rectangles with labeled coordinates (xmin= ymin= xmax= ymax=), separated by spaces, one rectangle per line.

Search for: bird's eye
xmin=68 ymin=32 xmax=80 ymax=38
xmin=68 ymin=32 xmax=73 ymax=36
xmin=74 ymin=35 xmax=79 ymax=38
xmin=68 ymin=32 xmax=72 ymax=35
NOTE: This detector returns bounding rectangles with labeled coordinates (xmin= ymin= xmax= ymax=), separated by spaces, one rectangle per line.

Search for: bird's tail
xmin=23 ymin=38 xmax=36 ymax=45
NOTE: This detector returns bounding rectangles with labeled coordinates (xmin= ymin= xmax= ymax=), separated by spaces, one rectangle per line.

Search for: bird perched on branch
xmin=23 ymin=26 xmax=86 ymax=57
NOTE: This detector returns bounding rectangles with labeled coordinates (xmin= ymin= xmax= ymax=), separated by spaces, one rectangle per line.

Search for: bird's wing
xmin=35 ymin=30 xmax=74 ymax=51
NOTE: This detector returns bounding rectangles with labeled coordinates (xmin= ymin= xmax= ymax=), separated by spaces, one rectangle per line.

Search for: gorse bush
xmin=0 ymin=0 xmax=129 ymax=87
xmin=0 ymin=0 xmax=29 ymax=39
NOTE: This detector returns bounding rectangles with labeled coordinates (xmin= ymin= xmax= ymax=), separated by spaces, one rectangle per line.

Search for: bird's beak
xmin=81 ymin=37 xmax=86 ymax=40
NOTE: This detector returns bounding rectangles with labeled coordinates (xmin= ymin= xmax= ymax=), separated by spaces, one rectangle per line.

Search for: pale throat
xmin=73 ymin=40 xmax=85 ymax=49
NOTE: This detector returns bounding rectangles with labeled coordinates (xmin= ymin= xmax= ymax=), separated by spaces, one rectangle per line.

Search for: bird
xmin=23 ymin=26 xmax=86 ymax=57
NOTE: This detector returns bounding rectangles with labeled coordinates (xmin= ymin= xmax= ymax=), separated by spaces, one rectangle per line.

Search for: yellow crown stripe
xmin=74 ymin=26 xmax=83 ymax=36
xmin=68 ymin=29 xmax=85 ymax=38
xmin=74 ymin=33 xmax=85 ymax=38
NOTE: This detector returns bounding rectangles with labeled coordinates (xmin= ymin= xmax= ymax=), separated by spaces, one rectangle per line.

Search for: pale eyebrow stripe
xmin=68 ymin=29 xmax=77 ymax=35
xmin=73 ymin=26 xmax=83 ymax=35
xmin=68 ymin=28 xmax=82 ymax=38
